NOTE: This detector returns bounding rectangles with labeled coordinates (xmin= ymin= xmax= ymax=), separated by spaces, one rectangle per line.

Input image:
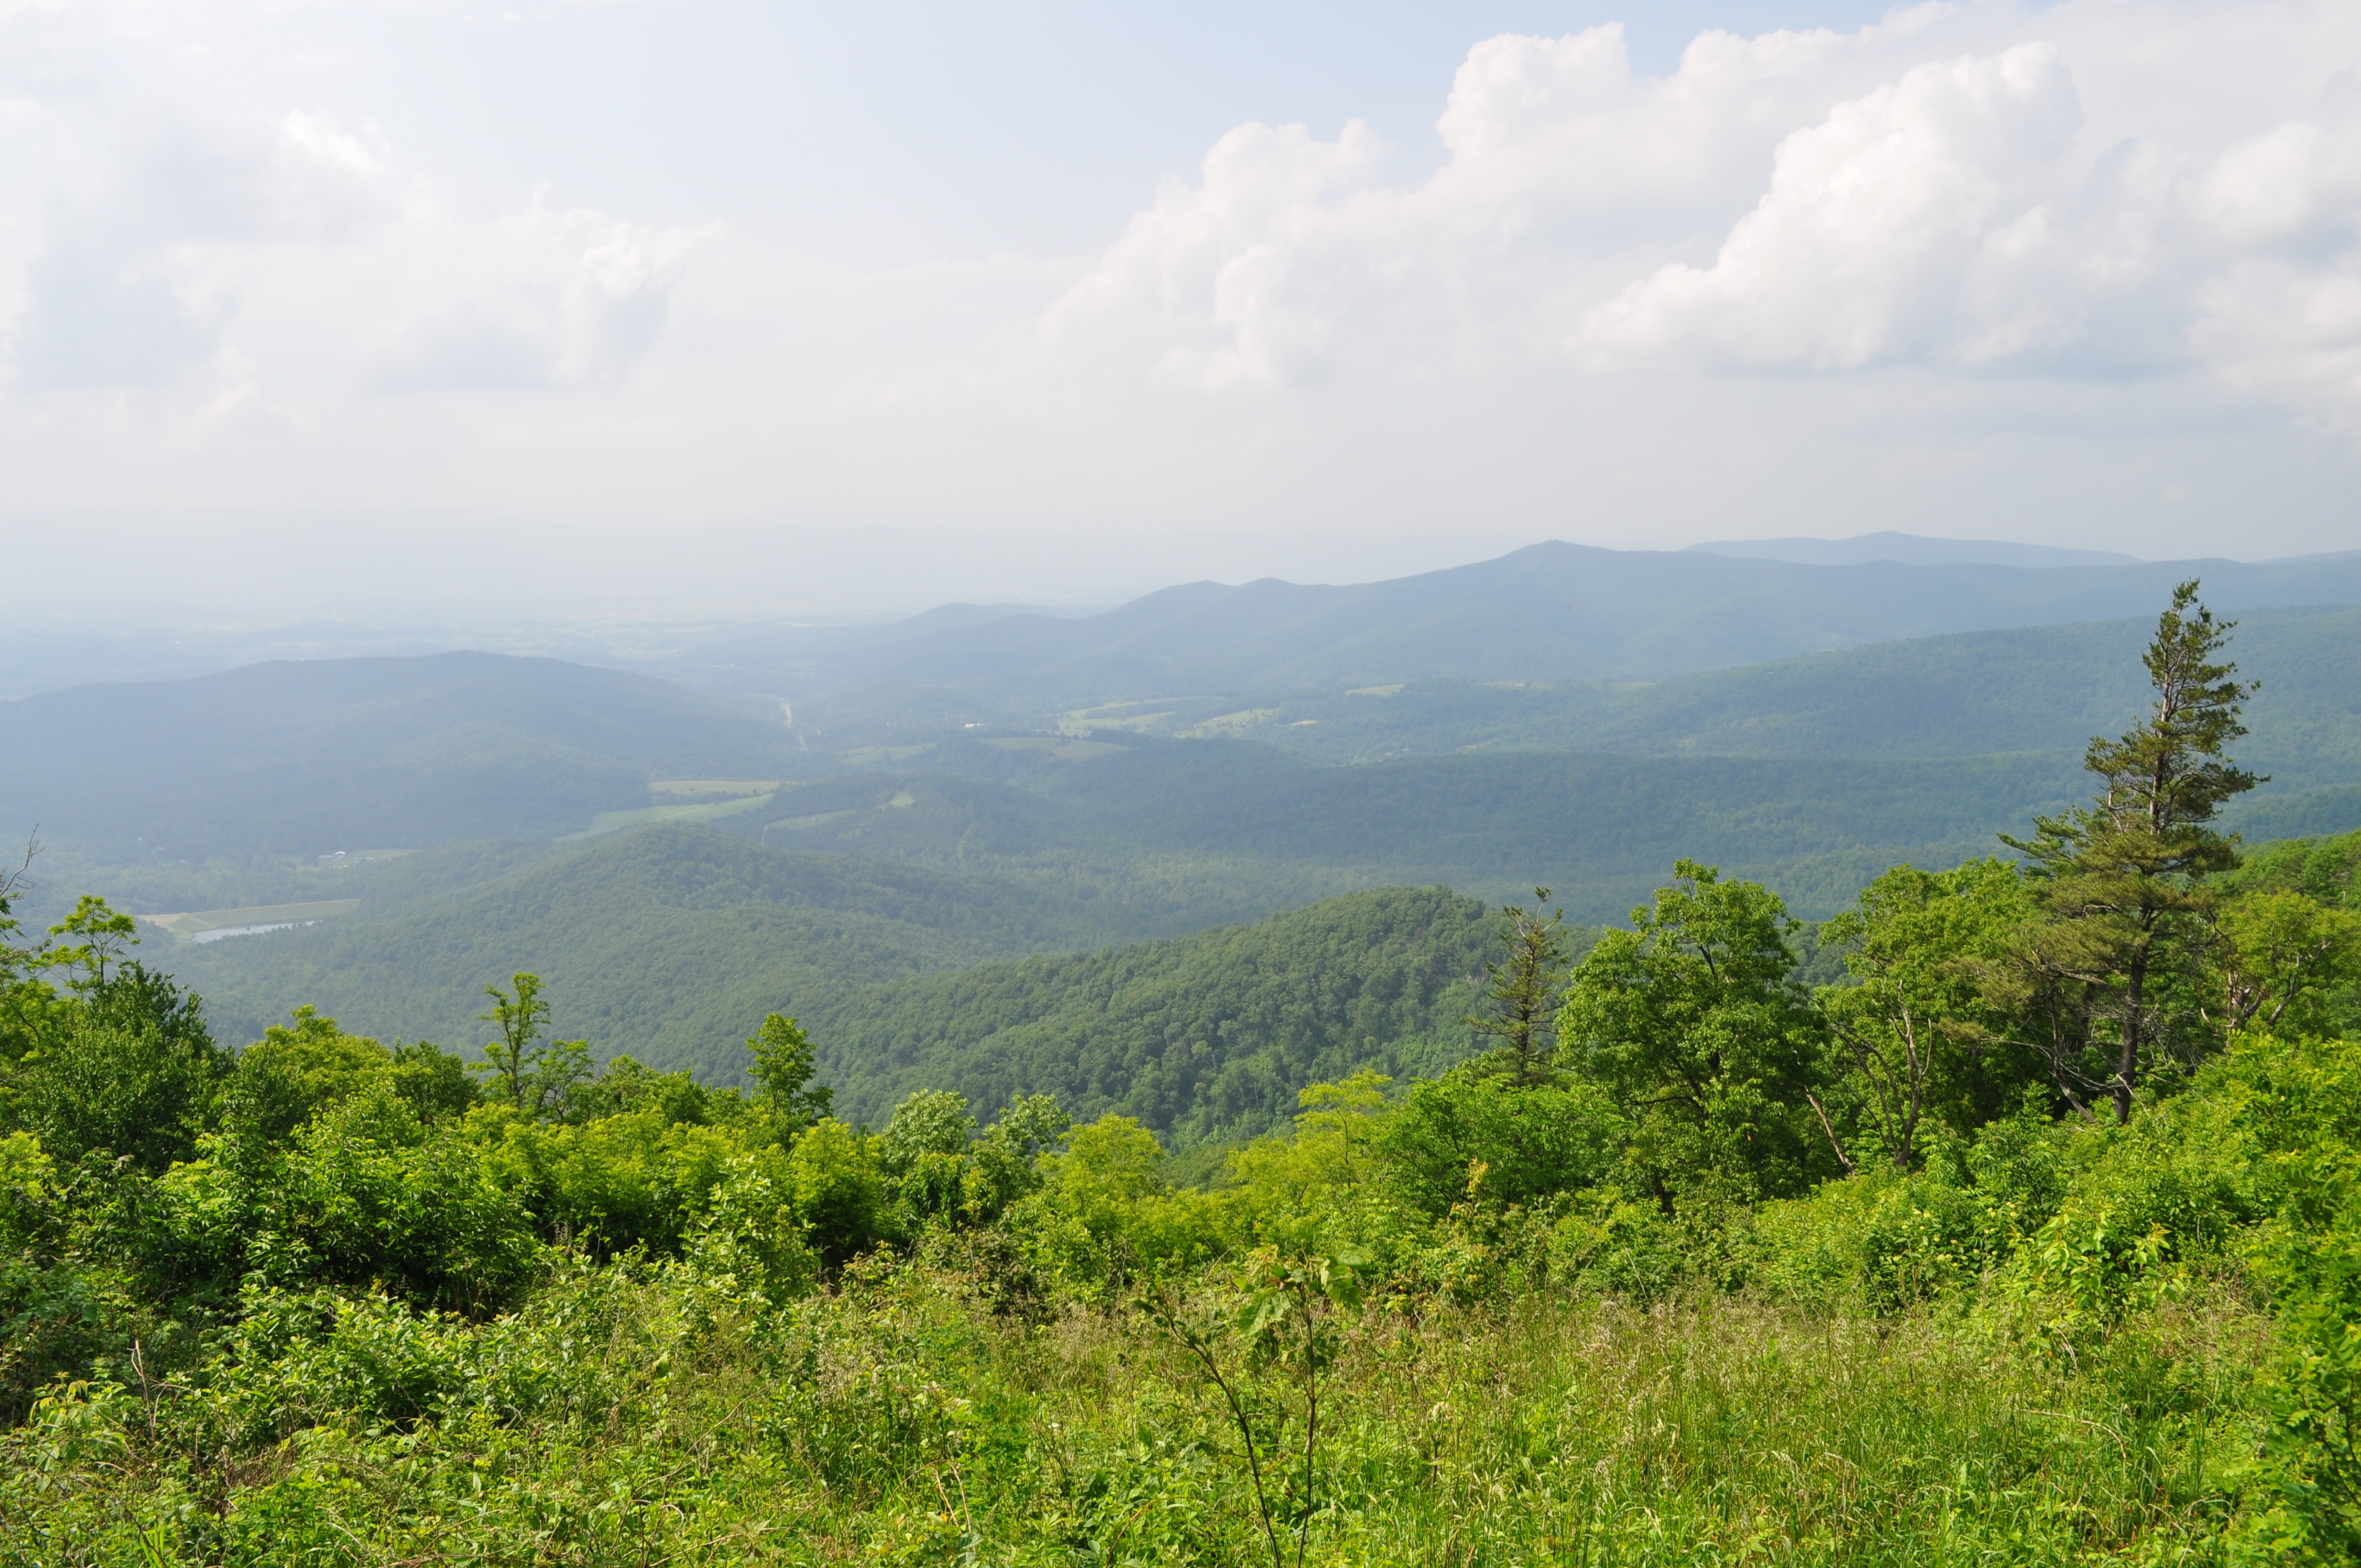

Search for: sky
xmin=4 ymin=0 xmax=2360 ymax=611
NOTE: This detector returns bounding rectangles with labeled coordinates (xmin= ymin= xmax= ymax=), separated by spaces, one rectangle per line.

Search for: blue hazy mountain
xmin=1683 ymin=532 xmax=2140 ymax=568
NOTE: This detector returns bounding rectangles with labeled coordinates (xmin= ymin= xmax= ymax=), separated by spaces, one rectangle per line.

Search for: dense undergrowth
xmin=2 ymin=1023 xmax=2356 ymax=1565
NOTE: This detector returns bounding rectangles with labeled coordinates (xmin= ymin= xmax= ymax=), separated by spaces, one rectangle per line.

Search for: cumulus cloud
xmin=1052 ymin=10 xmax=2361 ymax=431
xmin=1049 ymin=118 xmax=1394 ymax=388
xmin=1581 ymin=46 xmax=2091 ymax=370
xmin=1046 ymin=21 xmax=1975 ymax=389
xmin=8 ymin=111 xmax=401 ymax=390
xmin=5 ymin=106 xmax=708 ymax=400
xmin=366 ymin=204 xmax=711 ymax=393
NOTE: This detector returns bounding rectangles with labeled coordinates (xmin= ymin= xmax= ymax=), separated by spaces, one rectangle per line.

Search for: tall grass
xmin=5 ymin=1254 xmax=2268 ymax=1566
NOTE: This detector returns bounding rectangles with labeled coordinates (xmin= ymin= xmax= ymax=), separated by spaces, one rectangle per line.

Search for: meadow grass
xmin=12 ymin=1259 xmax=2260 ymax=1567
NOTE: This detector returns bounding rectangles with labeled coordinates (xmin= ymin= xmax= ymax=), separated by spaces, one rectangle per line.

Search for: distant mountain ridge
xmin=1683 ymin=532 xmax=2141 ymax=568
xmin=723 ymin=541 xmax=2361 ymax=699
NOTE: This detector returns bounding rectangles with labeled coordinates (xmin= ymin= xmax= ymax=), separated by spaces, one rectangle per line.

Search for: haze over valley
xmin=8 ymin=538 xmax=2358 ymax=1113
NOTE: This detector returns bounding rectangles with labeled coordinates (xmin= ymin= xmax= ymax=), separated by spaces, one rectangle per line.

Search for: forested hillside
xmin=6 ymin=581 xmax=2361 ymax=1563
xmin=148 ymin=741 xmax=2081 ymax=1079
xmin=815 ymin=886 xmax=1513 ymax=1140
xmin=158 ymin=825 xmax=1142 ymax=1075
xmin=0 ymin=652 xmax=804 ymax=859
xmin=1222 ymin=604 xmax=2361 ymax=776
xmin=9 ymin=567 xmax=2357 ymax=899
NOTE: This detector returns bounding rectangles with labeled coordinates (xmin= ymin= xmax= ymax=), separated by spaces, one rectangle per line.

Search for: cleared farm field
xmin=569 ymin=792 xmax=777 ymax=840
xmin=140 ymin=899 xmax=362 ymax=943
xmin=648 ymin=779 xmax=779 ymax=797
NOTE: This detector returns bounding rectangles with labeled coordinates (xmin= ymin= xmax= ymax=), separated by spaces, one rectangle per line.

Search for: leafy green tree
xmin=473 ymin=973 xmax=590 ymax=1120
xmin=1464 ymin=887 xmax=1574 ymax=1083
xmin=880 ymin=1087 xmax=978 ymax=1224
xmin=1230 ymin=1071 xmax=1392 ymax=1215
xmin=227 ymin=1006 xmax=396 ymax=1144
xmin=389 ymin=1040 xmax=481 ymax=1123
xmin=41 ymin=894 xmax=139 ymax=994
xmin=0 ymin=839 xmax=67 ymax=1066
xmin=1816 ymin=859 xmax=2038 ymax=1170
xmin=79 ymin=960 xmax=214 ymax=1060
xmin=1558 ymin=860 xmax=1827 ymax=1207
xmin=161 ymin=1087 xmax=541 ymax=1315
xmin=964 ymin=1092 xmax=1070 ymax=1219
xmin=563 ymin=1053 xmax=709 ymax=1125
xmin=781 ymin=1118 xmax=886 ymax=1264
xmin=11 ymin=967 xmax=230 ymax=1174
xmin=745 ymin=1012 xmax=833 ymax=1138
xmin=1998 ymin=580 xmax=2261 ymax=1121
xmin=2210 ymin=890 xmax=2361 ymax=1040
xmin=1374 ymin=1068 xmax=1623 ymax=1217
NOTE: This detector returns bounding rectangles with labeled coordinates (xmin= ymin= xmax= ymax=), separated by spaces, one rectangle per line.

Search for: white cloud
xmin=366 ymin=204 xmax=712 ymax=393
xmin=2 ymin=1 xmax=2358 ymax=558
xmin=7 ymin=110 xmax=402 ymax=390
xmin=1049 ymin=118 xmax=1394 ymax=388
xmin=1033 ymin=8 xmax=2361 ymax=447
xmin=1580 ymin=45 xmax=2090 ymax=370
xmin=4 ymin=108 xmax=709 ymax=399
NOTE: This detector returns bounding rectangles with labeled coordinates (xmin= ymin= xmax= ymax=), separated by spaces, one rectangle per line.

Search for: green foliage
xmin=745 ymin=1011 xmax=831 ymax=1137
xmin=1815 ymin=857 xmax=2038 ymax=1167
xmin=40 ymin=895 xmax=139 ymax=993
xmin=7 ymin=970 xmax=229 ymax=1174
xmin=1374 ymin=1069 xmax=1623 ymax=1218
xmin=1560 ymin=859 xmax=1832 ymax=1206
xmin=224 ymin=1005 xmax=396 ymax=1143
xmin=387 ymin=1038 xmax=479 ymax=1123
xmin=1462 ymin=886 xmax=1573 ymax=1082
xmin=2215 ymin=888 xmax=2361 ymax=1039
xmin=4 ymin=576 xmax=2360 ymax=1559
xmin=780 ymin=1118 xmax=886 ymax=1265
xmin=2000 ymin=581 xmax=2262 ymax=1120
xmin=472 ymin=972 xmax=591 ymax=1119
xmin=819 ymin=885 xmax=1502 ymax=1141
xmin=160 ymin=1088 xmax=542 ymax=1314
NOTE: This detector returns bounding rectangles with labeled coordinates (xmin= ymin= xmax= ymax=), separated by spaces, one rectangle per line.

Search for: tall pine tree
xmin=1998 ymin=580 xmax=2260 ymax=1122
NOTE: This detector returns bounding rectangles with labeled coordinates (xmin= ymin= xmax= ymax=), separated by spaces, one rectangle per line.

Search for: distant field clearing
xmin=649 ymin=779 xmax=780 ymax=797
xmin=569 ymin=792 xmax=776 ymax=840
xmin=982 ymin=735 xmax=1125 ymax=760
xmin=142 ymin=900 xmax=361 ymax=943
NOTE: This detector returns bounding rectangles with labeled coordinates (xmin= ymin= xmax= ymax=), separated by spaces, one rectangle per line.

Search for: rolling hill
xmin=149 ymin=828 xmax=1513 ymax=1142
xmin=697 ymin=542 xmax=2361 ymax=700
xmin=155 ymin=731 xmax=2088 ymax=1072
xmin=1108 ymin=605 xmax=2361 ymax=788
xmin=813 ymin=884 xmax=1506 ymax=1142
xmin=0 ymin=651 xmax=809 ymax=858
xmin=157 ymin=824 xmax=1122 ymax=1072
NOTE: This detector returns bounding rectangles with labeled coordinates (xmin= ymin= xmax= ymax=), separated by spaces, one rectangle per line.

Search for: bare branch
xmin=0 ymin=830 xmax=39 ymax=907
xmin=1804 ymin=1092 xmax=1856 ymax=1177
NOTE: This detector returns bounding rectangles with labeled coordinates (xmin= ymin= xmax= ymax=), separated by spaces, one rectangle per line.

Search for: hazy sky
xmin=5 ymin=0 xmax=2360 ymax=570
